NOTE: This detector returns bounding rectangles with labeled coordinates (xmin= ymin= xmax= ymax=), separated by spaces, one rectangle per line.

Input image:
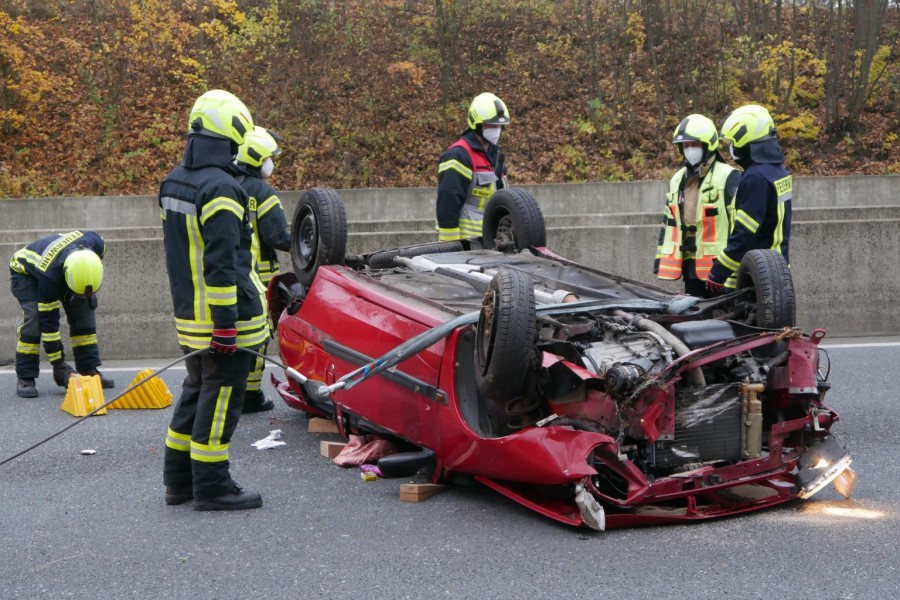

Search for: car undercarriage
xmin=269 ymin=187 xmax=855 ymax=529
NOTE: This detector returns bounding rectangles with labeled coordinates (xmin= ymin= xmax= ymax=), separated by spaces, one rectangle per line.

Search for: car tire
xmin=291 ymin=187 xmax=348 ymax=286
xmin=475 ymin=268 xmax=536 ymax=401
xmin=368 ymin=241 xmax=464 ymax=270
xmin=482 ymin=187 xmax=547 ymax=252
xmin=736 ymin=249 xmax=796 ymax=328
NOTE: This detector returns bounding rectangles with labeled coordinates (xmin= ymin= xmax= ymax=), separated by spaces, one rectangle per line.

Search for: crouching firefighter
xmin=9 ymin=230 xmax=113 ymax=398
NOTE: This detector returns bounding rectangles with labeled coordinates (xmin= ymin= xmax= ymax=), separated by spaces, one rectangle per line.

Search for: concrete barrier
xmin=1 ymin=175 xmax=898 ymax=360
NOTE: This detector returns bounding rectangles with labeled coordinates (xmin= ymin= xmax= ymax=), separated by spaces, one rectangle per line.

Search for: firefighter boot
xmin=17 ymin=378 xmax=38 ymax=398
xmin=165 ymin=486 xmax=194 ymax=506
xmin=79 ymin=367 xmax=115 ymax=389
xmin=242 ymin=390 xmax=275 ymax=414
xmin=52 ymin=362 xmax=77 ymax=388
xmin=194 ymin=485 xmax=263 ymax=511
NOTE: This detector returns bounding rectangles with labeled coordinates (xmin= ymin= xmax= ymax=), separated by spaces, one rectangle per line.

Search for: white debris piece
xmin=251 ymin=429 xmax=286 ymax=450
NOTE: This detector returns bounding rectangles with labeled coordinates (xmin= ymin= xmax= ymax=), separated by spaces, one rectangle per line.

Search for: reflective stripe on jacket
xmin=242 ymin=174 xmax=290 ymax=290
xmin=159 ymin=165 xmax=268 ymax=350
xmin=8 ymin=230 xmax=106 ymax=337
xmin=708 ymin=162 xmax=792 ymax=289
xmin=436 ymin=130 xmax=506 ymax=240
xmin=655 ymin=162 xmax=736 ymax=281
xmin=450 ymin=138 xmax=498 ymax=238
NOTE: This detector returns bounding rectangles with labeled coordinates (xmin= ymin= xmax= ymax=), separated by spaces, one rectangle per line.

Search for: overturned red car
xmin=268 ymin=187 xmax=854 ymax=530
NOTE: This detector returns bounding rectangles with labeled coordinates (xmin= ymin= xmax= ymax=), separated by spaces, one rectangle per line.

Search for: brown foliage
xmin=0 ymin=0 xmax=897 ymax=198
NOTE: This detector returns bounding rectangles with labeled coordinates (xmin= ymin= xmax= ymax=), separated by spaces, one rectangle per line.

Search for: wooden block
xmin=320 ymin=440 xmax=347 ymax=459
xmin=399 ymin=483 xmax=446 ymax=503
xmin=308 ymin=417 xmax=340 ymax=433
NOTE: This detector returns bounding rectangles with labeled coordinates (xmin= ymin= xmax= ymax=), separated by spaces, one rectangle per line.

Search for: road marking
xmin=821 ymin=342 xmax=900 ymax=349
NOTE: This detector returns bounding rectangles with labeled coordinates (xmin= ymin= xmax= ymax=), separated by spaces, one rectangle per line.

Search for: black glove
xmin=209 ymin=328 xmax=238 ymax=354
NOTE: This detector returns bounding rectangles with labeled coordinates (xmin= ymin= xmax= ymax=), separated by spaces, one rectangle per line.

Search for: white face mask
xmin=683 ymin=146 xmax=704 ymax=166
xmin=261 ymin=157 xmax=275 ymax=178
xmin=482 ymin=127 xmax=502 ymax=145
xmin=729 ymin=145 xmax=740 ymax=161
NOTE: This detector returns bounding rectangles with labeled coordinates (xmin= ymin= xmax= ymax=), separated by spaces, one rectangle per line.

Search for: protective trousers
xmin=246 ymin=338 xmax=267 ymax=393
xmin=10 ymin=272 xmax=100 ymax=379
xmin=163 ymin=350 xmax=254 ymax=498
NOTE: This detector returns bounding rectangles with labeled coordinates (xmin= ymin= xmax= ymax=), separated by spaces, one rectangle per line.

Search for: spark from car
xmin=822 ymin=506 xmax=884 ymax=520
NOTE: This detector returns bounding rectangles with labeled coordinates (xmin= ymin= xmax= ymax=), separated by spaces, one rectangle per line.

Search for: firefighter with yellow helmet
xmin=706 ymin=104 xmax=792 ymax=294
xmin=9 ymin=231 xmax=112 ymax=397
xmin=655 ymin=114 xmax=741 ymax=297
xmin=436 ymin=92 xmax=510 ymax=241
xmin=236 ymin=125 xmax=290 ymax=413
xmin=158 ymin=89 xmax=268 ymax=511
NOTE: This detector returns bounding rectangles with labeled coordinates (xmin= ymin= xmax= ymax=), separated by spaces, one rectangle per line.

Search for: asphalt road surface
xmin=1 ymin=338 xmax=898 ymax=600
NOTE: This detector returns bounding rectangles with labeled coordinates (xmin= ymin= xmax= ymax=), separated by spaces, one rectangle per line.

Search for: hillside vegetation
xmin=1 ymin=0 xmax=897 ymax=198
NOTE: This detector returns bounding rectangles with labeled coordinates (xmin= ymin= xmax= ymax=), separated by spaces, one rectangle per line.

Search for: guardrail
xmin=2 ymin=175 xmax=898 ymax=360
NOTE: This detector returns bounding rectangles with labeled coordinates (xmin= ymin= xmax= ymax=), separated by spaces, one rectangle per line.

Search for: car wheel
xmin=482 ymin=187 xmax=547 ymax=252
xmin=475 ymin=268 xmax=536 ymax=401
xmin=291 ymin=187 xmax=348 ymax=286
xmin=368 ymin=241 xmax=464 ymax=270
xmin=736 ymin=249 xmax=796 ymax=328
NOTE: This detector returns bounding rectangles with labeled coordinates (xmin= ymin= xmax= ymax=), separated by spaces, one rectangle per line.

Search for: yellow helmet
xmin=467 ymin=93 xmax=510 ymax=129
xmin=188 ymin=89 xmax=253 ymax=145
xmin=720 ymin=104 xmax=776 ymax=148
xmin=64 ymin=249 xmax=103 ymax=296
xmin=237 ymin=126 xmax=282 ymax=168
xmin=672 ymin=114 xmax=719 ymax=152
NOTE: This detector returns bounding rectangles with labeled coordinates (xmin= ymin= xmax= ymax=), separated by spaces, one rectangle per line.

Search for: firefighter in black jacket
xmin=159 ymin=89 xmax=268 ymax=511
xmin=707 ymin=104 xmax=793 ymax=294
xmin=236 ymin=126 xmax=290 ymax=413
xmin=9 ymin=230 xmax=112 ymax=397
xmin=436 ymin=92 xmax=510 ymax=241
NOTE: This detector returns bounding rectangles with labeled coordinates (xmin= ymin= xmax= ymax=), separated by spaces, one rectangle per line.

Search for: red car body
xmin=269 ymin=188 xmax=853 ymax=530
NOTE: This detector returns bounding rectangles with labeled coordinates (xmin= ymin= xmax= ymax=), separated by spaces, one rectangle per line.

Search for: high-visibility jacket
xmin=655 ymin=161 xmax=738 ymax=281
xmin=242 ymin=172 xmax=290 ymax=290
xmin=436 ymin=130 xmax=507 ymax=240
xmin=9 ymin=230 xmax=105 ymax=363
xmin=159 ymin=163 xmax=268 ymax=351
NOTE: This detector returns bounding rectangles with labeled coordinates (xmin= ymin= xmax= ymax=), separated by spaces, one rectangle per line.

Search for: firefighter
xmin=436 ymin=92 xmax=510 ymax=242
xmin=236 ymin=126 xmax=290 ymax=414
xmin=9 ymin=230 xmax=113 ymax=397
xmin=707 ymin=104 xmax=793 ymax=294
xmin=654 ymin=114 xmax=741 ymax=297
xmin=159 ymin=89 xmax=269 ymax=511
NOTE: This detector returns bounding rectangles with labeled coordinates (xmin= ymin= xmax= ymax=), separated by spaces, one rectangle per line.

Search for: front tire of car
xmin=736 ymin=249 xmax=796 ymax=328
xmin=291 ymin=187 xmax=348 ymax=286
xmin=482 ymin=187 xmax=547 ymax=252
xmin=475 ymin=268 xmax=536 ymax=402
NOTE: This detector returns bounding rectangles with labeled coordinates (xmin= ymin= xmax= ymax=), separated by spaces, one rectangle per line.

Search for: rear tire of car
xmin=475 ymin=268 xmax=536 ymax=402
xmin=367 ymin=241 xmax=464 ymax=270
xmin=482 ymin=187 xmax=547 ymax=252
xmin=291 ymin=187 xmax=348 ymax=286
xmin=736 ymin=249 xmax=796 ymax=328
